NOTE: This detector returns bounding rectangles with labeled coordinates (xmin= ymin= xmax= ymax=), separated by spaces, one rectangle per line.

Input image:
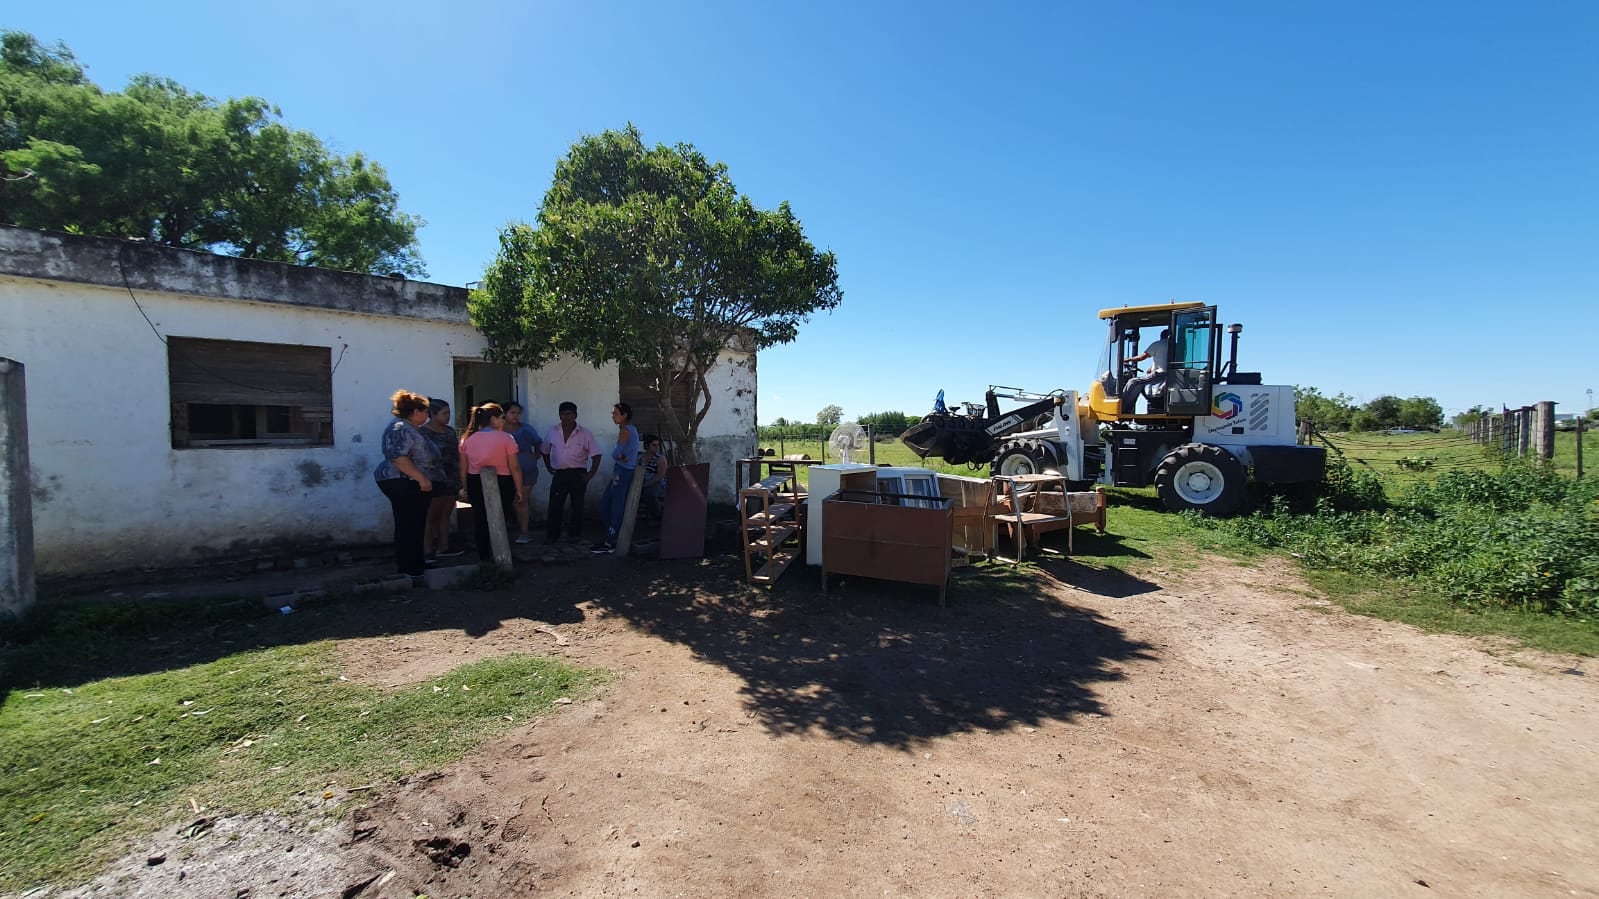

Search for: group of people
xmin=373 ymin=391 xmax=669 ymax=579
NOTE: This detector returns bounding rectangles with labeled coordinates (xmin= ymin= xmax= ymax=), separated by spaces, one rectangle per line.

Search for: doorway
xmin=453 ymin=360 xmax=516 ymax=419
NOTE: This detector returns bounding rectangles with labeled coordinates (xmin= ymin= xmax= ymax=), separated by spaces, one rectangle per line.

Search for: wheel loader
xmin=899 ymin=301 xmax=1325 ymax=515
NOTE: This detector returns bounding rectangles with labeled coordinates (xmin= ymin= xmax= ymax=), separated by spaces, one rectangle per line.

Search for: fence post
xmin=868 ymin=424 xmax=876 ymax=465
xmin=1535 ymin=401 xmax=1556 ymax=462
xmin=478 ymin=467 xmax=513 ymax=572
xmin=1577 ymin=415 xmax=1585 ymax=479
xmin=0 ymin=358 xmax=35 ymax=619
xmin=1517 ymin=407 xmax=1531 ymax=458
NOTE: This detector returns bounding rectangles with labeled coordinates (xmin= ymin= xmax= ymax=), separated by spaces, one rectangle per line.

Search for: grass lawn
xmin=0 ymin=615 xmax=606 ymax=892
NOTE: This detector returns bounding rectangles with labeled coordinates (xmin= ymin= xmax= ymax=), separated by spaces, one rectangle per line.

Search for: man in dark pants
xmin=542 ymin=401 xmax=601 ymax=542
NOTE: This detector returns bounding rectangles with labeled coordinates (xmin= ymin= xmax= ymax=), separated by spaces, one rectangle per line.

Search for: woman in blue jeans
xmin=593 ymin=402 xmax=640 ymax=554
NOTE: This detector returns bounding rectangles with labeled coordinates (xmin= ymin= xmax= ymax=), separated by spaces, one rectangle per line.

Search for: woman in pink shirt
xmin=458 ymin=403 xmax=525 ymax=562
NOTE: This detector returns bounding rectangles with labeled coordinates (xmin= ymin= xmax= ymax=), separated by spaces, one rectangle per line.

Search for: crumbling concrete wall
xmin=0 ymin=273 xmax=487 ymax=577
xmin=696 ymin=348 xmax=757 ymax=504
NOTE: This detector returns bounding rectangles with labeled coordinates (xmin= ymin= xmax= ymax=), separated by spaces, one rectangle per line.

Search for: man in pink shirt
xmin=543 ymin=401 xmax=602 ymax=542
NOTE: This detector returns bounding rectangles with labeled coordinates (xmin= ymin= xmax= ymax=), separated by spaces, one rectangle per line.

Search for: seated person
xmin=1121 ymin=328 xmax=1170 ymax=414
xmin=638 ymin=434 xmax=669 ymax=519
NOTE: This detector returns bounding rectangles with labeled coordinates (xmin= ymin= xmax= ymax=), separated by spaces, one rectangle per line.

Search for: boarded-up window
xmin=618 ymin=365 xmax=694 ymax=439
xmin=168 ymin=338 xmax=333 ymax=448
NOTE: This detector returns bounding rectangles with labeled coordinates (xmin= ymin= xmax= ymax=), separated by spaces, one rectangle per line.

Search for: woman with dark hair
xmin=504 ymin=401 xmax=543 ymax=544
xmin=374 ymin=390 xmax=445 ymax=579
xmin=420 ymin=397 xmax=463 ymax=560
xmin=457 ymin=403 xmax=525 ymax=562
xmin=593 ymin=401 xmax=641 ymax=554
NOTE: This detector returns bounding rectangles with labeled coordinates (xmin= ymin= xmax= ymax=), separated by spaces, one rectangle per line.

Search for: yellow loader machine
xmin=900 ymin=302 xmax=1325 ymax=515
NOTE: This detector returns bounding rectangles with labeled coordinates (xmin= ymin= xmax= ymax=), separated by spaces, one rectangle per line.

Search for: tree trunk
xmin=654 ymin=361 xmax=697 ymax=466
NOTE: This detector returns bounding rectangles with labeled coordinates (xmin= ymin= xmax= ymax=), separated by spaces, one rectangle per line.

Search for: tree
xmin=0 ymin=30 xmax=425 ymax=276
xmin=472 ymin=125 xmax=842 ymax=464
xmin=857 ymin=410 xmax=911 ymax=434
xmin=1293 ymin=386 xmax=1355 ymax=432
xmin=1397 ymin=396 xmax=1443 ymax=431
xmin=1452 ymin=405 xmax=1491 ymax=429
xmin=770 ymin=416 xmax=790 ymax=427
xmin=816 ymin=404 xmax=844 ymax=427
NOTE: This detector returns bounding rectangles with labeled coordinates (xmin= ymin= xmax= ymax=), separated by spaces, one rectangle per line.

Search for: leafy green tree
xmin=0 ymin=30 xmax=425 ymax=276
xmin=1452 ymin=405 xmax=1491 ymax=428
xmin=857 ymin=410 xmax=911 ymax=434
xmin=816 ymin=404 xmax=844 ymax=427
xmin=1396 ymin=396 xmax=1443 ymax=430
xmin=472 ymin=125 xmax=841 ymax=464
xmin=1293 ymin=386 xmax=1355 ymax=431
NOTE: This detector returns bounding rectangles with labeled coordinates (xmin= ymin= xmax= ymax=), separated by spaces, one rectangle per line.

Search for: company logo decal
xmin=1212 ymin=392 xmax=1244 ymax=420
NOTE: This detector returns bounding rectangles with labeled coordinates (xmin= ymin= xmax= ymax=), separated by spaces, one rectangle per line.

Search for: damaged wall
xmin=0 ymin=272 xmax=487 ymax=577
xmin=0 ymin=226 xmax=762 ymax=574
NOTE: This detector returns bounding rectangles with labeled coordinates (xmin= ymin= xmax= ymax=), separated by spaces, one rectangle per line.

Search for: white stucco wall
xmin=0 ymin=273 xmax=496 ymax=576
xmin=698 ymin=348 xmax=758 ymax=440
xmin=0 ymin=229 xmax=761 ymax=572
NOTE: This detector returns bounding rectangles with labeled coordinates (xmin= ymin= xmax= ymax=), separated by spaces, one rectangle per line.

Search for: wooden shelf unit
xmin=741 ymin=475 xmax=804 ymax=586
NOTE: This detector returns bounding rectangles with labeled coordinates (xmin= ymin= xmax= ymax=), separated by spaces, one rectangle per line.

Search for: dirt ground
xmin=45 ymin=550 xmax=1599 ymax=898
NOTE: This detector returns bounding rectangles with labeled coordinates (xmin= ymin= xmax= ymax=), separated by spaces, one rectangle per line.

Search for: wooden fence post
xmin=1517 ymin=407 xmax=1532 ymax=458
xmin=478 ymin=467 xmax=513 ymax=572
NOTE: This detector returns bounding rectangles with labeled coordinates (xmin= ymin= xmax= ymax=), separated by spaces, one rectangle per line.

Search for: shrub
xmin=1205 ymin=461 xmax=1599 ymax=616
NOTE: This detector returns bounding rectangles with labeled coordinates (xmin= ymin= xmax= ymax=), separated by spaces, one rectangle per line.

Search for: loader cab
xmin=1096 ymin=301 xmax=1219 ymax=419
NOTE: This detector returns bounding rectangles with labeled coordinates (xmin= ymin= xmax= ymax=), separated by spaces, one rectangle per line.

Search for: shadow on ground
xmin=6 ymin=539 xmax=1161 ymax=750
xmin=598 ymin=553 xmax=1158 ymax=748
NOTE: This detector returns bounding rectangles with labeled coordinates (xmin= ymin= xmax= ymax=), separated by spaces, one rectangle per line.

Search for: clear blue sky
xmin=13 ymin=1 xmax=1599 ymax=422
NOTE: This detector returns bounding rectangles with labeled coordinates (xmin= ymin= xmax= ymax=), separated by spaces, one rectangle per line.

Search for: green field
xmin=1315 ymin=428 xmax=1597 ymax=488
xmin=762 ymin=426 xmax=1598 ymax=489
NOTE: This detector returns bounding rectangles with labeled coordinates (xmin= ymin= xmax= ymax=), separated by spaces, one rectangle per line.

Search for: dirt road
xmin=59 ymin=555 xmax=1599 ymax=898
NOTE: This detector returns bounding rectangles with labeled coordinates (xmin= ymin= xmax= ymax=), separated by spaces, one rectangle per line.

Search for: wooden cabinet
xmin=741 ymin=475 xmax=803 ymax=585
xmin=820 ymin=489 xmax=954 ymax=607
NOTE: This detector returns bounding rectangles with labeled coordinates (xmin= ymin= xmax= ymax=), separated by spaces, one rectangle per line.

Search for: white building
xmin=0 ymin=225 xmax=755 ymax=578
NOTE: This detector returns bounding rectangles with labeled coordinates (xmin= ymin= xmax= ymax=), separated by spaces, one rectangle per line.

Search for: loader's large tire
xmin=1154 ymin=444 xmax=1246 ymax=515
xmin=991 ymin=441 xmax=1060 ymax=491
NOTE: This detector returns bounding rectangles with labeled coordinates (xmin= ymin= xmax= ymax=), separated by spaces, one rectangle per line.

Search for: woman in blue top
xmin=373 ymin=390 xmax=446 ymax=578
xmin=504 ymin=402 xmax=543 ymax=544
xmin=593 ymin=402 xmax=640 ymax=554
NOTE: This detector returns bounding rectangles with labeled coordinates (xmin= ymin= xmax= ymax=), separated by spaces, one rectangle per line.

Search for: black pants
xmin=467 ymin=473 xmax=517 ymax=561
xmin=378 ymin=478 xmax=432 ymax=577
xmin=546 ymin=469 xmax=588 ymax=540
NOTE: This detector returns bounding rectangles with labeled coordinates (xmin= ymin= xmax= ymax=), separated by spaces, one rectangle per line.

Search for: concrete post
xmin=478 ymin=467 xmax=513 ymax=572
xmin=1535 ymin=401 xmax=1556 ymax=461
xmin=1518 ymin=408 xmax=1532 ymax=458
xmin=0 ymin=358 xmax=35 ymax=619
xmin=614 ymin=460 xmax=649 ymax=556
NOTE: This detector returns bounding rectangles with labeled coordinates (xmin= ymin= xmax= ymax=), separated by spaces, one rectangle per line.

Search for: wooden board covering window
xmin=618 ymin=364 xmax=695 ymax=439
xmin=168 ymin=337 xmax=333 ymax=447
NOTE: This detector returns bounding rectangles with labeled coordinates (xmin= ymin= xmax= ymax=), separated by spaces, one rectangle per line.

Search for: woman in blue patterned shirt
xmin=373 ymin=390 xmax=446 ymax=578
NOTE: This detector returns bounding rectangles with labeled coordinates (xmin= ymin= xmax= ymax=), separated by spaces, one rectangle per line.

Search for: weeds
xmin=1199 ymin=460 xmax=1599 ymax=618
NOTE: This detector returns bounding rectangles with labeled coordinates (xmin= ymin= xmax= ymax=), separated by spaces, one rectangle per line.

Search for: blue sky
xmin=13 ymin=1 xmax=1599 ymax=423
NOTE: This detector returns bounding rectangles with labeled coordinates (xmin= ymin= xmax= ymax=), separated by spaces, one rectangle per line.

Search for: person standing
xmin=504 ymin=401 xmax=543 ymax=544
xmin=373 ymin=390 xmax=445 ymax=579
xmin=458 ymin=403 xmax=525 ymax=563
xmin=543 ymin=401 xmax=601 ymax=543
xmin=593 ymin=402 xmax=641 ymax=554
xmin=420 ymin=398 xmax=464 ymax=560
